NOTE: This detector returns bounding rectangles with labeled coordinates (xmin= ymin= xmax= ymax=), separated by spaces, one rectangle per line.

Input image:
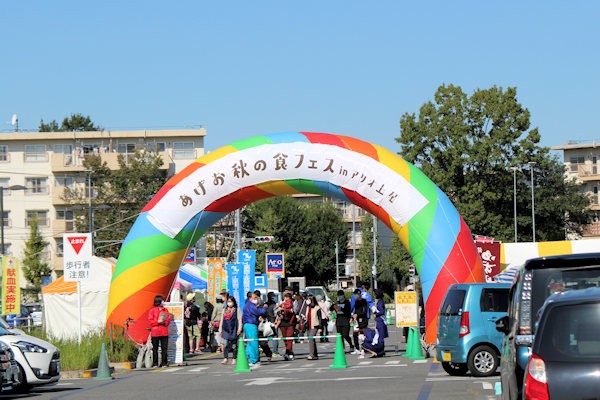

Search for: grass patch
xmin=23 ymin=328 xmax=138 ymax=371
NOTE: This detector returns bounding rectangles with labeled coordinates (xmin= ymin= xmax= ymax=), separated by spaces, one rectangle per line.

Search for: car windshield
xmin=537 ymin=302 xmax=600 ymax=362
xmin=532 ymin=266 xmax=600 ymax=325
xmin=26 ymin=304 xmax=42 ymax=313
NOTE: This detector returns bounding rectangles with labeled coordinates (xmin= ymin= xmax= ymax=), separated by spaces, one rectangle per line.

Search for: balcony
xmin=51 ymin=151 xmax=173 ymax=172
xmin=583 ymin=221 xmax=600 ymax=237
xmin=573 ymin=163 xmax=600 ymax=182
xmin=52 ymin=219 xmax=75 ymax=237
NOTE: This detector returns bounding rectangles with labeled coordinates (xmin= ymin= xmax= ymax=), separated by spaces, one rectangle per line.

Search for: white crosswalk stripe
xmin=358 ymin=361 xmax=373 ymax=365
xmin=385 ymin=360 xmax=401 ymax=365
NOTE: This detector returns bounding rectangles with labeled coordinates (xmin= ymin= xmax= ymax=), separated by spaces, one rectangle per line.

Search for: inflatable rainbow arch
xmin=106 ymin=132 xmax=484 ymax=343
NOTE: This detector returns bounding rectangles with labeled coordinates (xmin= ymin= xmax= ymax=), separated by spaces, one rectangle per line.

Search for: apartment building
xmin=0 ymin=128 xmax=206 ymax=279
xmin=552 ymin=140 xmax=600 ymax=237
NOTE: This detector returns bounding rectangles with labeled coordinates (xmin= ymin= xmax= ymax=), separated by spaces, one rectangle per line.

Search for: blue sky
xmin=1 ymin=1 xmax=598 ymax=156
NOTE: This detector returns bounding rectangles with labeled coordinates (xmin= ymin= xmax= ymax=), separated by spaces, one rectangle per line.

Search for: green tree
xmin=22 ymin=217 xmax=51 ymax=292
xmin=63 ymin=149 xmax=167 ymax=257
xmin=397 ymin=84 xmax=590 ymax=241
xmin=243 ymin=197 xmax=348 ymax=285
xmin=39 ymin=113 xmax=102 ymax=132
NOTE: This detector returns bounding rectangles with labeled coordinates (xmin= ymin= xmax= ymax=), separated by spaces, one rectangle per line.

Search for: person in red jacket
xmin=148 ymin=295 xmax=171 ymax=368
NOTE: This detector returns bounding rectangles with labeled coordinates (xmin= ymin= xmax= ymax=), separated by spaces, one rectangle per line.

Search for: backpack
xmin=184 ymin=304 xmax=196 ymax=326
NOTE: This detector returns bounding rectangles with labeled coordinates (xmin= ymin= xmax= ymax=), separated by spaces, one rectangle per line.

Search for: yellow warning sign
xmin=394 ymin=291 xmax=418 ymax=327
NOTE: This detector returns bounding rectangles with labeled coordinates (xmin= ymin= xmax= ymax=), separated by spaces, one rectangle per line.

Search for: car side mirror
xmin=496 ymin=315 xmax=510 ymax=335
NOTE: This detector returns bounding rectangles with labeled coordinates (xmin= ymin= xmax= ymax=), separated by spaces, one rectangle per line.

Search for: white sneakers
xmin=350 ymin=349 xmax=361 ymax=355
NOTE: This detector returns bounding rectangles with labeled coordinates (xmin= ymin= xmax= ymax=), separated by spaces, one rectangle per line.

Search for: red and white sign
xmin=63 ymin=233 xmax=93 ymax=282
xmin=475 ymin=240 xmax=501 ymax=282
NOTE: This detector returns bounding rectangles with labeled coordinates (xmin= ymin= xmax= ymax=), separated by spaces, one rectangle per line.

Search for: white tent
xmin=41 ymin=257 xmax=115 ymax=340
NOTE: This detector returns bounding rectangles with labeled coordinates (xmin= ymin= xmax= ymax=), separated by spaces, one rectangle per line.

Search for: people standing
xmin=331 ymin=290 xmax=354 ymax=352
xmin=184 ymin=293 xmax=203 ymax=354
xmin=350 ymin=288 xmax=369 ymax=355
xmin=316 ymin=295 xmax=330 ymax=342
xmin=266 ymin=292 xmax=280 ymax=357
xmin=218 ymin=296 xmax=242 ymax=365
xmin=373 ymin=289 xmax=389 ymax=340
xmin=212 ymin=295 xmax=225 ymax=351
xmin=306 ymin=295 xmax=323 ymax=360
xmin=242 ymin=291 xmax=267 ymax=367
xmin=277 ymin=292 xmax=296 ymax=360
xmin=148 ymin=295 xmax=171 ymax=368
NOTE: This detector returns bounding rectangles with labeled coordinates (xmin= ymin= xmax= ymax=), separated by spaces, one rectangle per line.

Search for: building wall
xmin=0 ymin=129 xmax=206 ymax=280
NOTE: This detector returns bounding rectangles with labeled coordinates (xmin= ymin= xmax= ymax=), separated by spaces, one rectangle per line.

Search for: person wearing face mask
xmin=305 ymin=295 xmax=323 ymax=360
xmin=218 ymin=296 xmax=243 ymax=365
xmin=350 ymin=288 xmax=369 ymax=355
xmin=330 ymin=290 xmax=354 ymax=352
xmin=148 ymin=295 xmax=171 ymax=368
xmin=242 ymin=291 xmax=267 ymax=367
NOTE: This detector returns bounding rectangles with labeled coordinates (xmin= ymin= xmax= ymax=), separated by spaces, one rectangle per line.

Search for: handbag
xmin=296 ymin=319 xmax=306 ymax=333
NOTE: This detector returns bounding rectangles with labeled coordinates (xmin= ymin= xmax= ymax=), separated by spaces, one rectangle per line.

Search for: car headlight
xmin=14 ymin=341 xmax=48 ymax=353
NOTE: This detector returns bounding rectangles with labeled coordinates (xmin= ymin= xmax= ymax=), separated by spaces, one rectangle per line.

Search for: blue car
xmin=437 ymin=282 xmax=510 ymax=376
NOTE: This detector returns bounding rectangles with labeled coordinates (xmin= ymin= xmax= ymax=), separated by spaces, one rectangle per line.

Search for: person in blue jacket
xmin=351 ymin=281 xmax=375 ymax=319
xmin=373 ymin=289 xmax=389 ymax=339
xmin=242 ymin=291 xmax=267 ymax=366
xmin=359 ymin=326 xmax=385 ymax=358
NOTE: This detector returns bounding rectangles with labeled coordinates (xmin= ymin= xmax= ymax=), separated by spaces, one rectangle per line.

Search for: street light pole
xmin=511 ymin=167 xmax=519 ymax=243
xmin=529 ymin=162 xmax=536 ymax=242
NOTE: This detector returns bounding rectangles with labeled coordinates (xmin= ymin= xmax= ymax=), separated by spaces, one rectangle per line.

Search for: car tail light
xmin=524 ymin=353 xmax=549 ymax=400
xmin=459 ymin=311 xmax=470 ymax=337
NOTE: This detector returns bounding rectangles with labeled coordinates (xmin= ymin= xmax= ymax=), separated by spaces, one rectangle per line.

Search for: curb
xmin=62 ymin=362 xmax=135 ymax=379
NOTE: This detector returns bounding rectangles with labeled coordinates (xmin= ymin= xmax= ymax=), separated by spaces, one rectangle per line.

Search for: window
xmin=1 ymin=210 xmax=9 ymax=228
xmin=0 ymin=178 xmax=8 ymax=189
xmin=117 ymin=143 xmax=136 ymax=154
xmin=56 ymin=209 xmax=74 ymax=232
xmin=440 ymin=289 xmax=466 ymax=316
xmin=25 ymin=178 xmax=48 ymax=194
xmin=570 ymin=155 xmax=585 ymax=172
xmin=54 ymin=144 xmax=74 ymax=165
xmin=480 ymin=288 xmax=509 ymax=312
xmin=148 ymin=142 xmax=166 ymax=152
xmin=56 ymin=241 xmax=64 ymax=256
xmin=24 ymin=145 xmax=48 ymax=162
xmin=0 ymin=145 xmax=8 ymax=162
xmin=26 ymin=210 xmax=49 ymax=227
xmin=172 ymin=142 xmax=195 ymax=159
xmin=53 ymin=144 xmax=73 ymax=154
xmin=55 ymin=176 xmax=75 ymax=188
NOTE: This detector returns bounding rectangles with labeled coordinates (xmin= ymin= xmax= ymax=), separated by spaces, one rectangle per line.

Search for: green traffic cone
xmin=233 ymin=336 xmax=252 ymax=373
xmin=402 ymin=326 xmax=414 ymax=357
xmin=409 ymin=327 xmax=426 ymax=360
xmin=95 ymin=343 xmax=114 ymax=380
xmin=330 ymin=334 xmax=348 ymax=369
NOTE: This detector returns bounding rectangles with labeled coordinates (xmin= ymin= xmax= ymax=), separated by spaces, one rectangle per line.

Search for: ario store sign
xmin=265 ymin=252 xmax=285 ymax=279
xmin=63 ymin=233 xmax=93 ymax=282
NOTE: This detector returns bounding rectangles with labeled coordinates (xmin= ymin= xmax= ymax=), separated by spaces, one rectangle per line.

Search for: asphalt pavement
xmin=4 ymin=327 xmax=500 ymax=400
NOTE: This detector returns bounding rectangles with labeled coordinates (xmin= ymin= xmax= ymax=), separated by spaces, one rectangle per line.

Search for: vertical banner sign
xmin=214 ymin=260 xmax=222 ymax=297
xmin=475 ymin=240 xmax=501 ymax=282
xmin=1 ymin=256 xmax=20 ymax=316
xmin=266 ymin=252 xmax=285 ymax=279
xmin=164 ymin=301 xmax=184 ymax=365
xmin=227 ymin=262 xmax=245 ymax=309
xmin=394 ymin=291 xmax=418 ymax=328
xmin=207 ymin=258 xmax=216 ymax=304
xmin=237 ymin=249 xmax=257 ymax=308
xmin=63 ymin=233 xmax=93 ymax=282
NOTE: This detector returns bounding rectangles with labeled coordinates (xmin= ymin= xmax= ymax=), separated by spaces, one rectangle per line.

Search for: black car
xmin=0 ymin=340 xmax=19 ymax=393
xmin=496 ymin=252 xmax=600 ymax=400
xmin=523 ymin=287 xmax=600 ymax=399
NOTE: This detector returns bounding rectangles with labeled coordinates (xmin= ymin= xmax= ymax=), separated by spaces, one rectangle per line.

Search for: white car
xmin=24 ymin=304 xmax=42 ymax=327
xmin=0 ymin=318 xmax=60 ymax=391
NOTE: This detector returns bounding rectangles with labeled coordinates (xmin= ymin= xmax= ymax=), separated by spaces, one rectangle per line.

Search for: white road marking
xmin=413 ymin=359 xmax=428 ymax=363
xmin=165 ymin=367 xmax=184 ymax=372
xmin=189 ymin=367 xmax=209 ymax=372
xmin=242 ymin=376 xmax=398 ymax=386
xmin=481 ymin=382 xmax=493 ymax=390
xmin=385 ymin=360 xmax=401 ymax=365
xmin=358 ymin=361 xmax=373 ymax=365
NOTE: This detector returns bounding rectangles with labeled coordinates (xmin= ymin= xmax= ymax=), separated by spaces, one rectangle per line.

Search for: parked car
xmin=1 ymin=304 xmax=33 ymax=328
xmin=24 ymin=303 xmax=42 ymax=327
xmin=0 ymin=317 xmax=60 ymax=391
xmin=523 ymin=287 xmax=600 ymax=399
xmin=305 ymin=286 xmax=333 ymax=309
xmin=0 ymin=340 xmax=19 ymax=393
xmin=436 ymin=282 xmax=510 ymax=377
xmin=496 ymin=252 xmax=600 ymax=400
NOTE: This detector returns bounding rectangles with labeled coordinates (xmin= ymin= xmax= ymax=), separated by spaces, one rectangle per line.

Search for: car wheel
xmin=13 ymin=365 xmax=31 ymax=393
xmin=468 ymin=345 xmax=499 ymax=377
xmin=441 ymin=361 xmax=468 ymax=376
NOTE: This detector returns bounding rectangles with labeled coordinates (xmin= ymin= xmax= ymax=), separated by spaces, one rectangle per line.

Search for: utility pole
xmin=352 ymin=205 xmax=357 ymax=288
xmin=234 ymin=209 xmax=241 ymax=262
xmin=335 ymin=240 xmax=339 ymax=289
xmin=372 ymin=214 xmax=378 ymax=289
